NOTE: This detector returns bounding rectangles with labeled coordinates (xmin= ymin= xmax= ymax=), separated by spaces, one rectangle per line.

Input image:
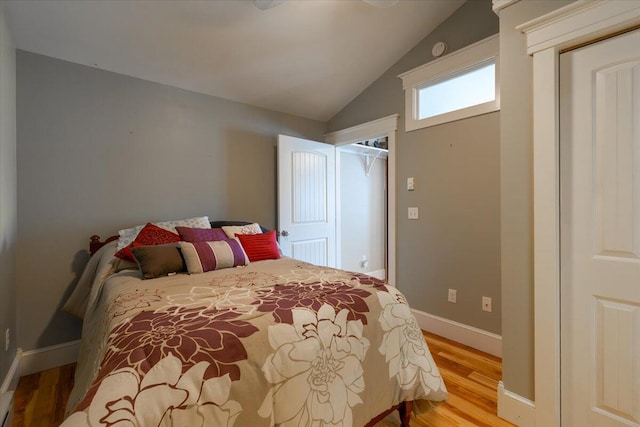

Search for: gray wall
xmin=16 ymin=51 xmax=326 ymax=351
xmin=498 ymin=0 xmax=571 ymax=401
xmin=0 ymin=3 xmax=18 ymax=384
xmin=329 ymin=0 xmax=501 ymax=334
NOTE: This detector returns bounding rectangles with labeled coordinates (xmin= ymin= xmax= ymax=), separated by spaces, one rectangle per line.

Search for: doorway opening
xmin=325 ymin=114 xmax=398 ymax=286
xmin=336 ymin=140 xmax=388 ymax=280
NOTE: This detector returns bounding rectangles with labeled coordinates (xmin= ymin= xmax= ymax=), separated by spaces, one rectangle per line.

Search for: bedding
xmin=62 ymin=239 xmax=447 ymax=426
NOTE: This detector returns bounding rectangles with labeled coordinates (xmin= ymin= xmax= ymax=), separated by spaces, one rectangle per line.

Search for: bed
xmin=61 ymin=219 xmax=447 ymax=426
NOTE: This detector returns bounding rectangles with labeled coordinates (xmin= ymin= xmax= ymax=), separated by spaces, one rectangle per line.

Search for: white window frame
xmin=399 ymin=34 xmax=500 ymax=131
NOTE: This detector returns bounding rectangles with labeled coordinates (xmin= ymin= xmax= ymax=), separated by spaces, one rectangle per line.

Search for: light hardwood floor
xmin=12 ymin=331 xmax=515 ymax=427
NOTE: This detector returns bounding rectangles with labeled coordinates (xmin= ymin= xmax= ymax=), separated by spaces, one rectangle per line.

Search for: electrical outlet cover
xmin=482 ymin=296 xmax=492 ymax=312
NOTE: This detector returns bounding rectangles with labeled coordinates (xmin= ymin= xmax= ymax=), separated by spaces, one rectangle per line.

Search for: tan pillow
xmin=221 ymin=223 xmax=262 ymax=239
xmin=131 ymin=245 xmax=185 ymax=279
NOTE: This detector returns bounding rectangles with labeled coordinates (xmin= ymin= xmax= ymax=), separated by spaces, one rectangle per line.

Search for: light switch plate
xmin=448 ymin=289 xmax=457 ymax=303
xmin=407 ymin=177 xmax=415 ymax=191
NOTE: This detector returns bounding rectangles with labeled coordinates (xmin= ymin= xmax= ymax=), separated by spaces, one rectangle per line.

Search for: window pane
xmin=418 ymin=61 xmax=495 ymax=120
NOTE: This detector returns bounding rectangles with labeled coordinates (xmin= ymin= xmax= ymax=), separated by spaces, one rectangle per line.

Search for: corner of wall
xmin=0 ymin=0 xmax=19 ymax=392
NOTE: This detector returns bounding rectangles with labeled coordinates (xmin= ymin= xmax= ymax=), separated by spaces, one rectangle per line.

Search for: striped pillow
xmin=235 ymin=230 xmax=281 ymax=262
xmin=179 ymin=240 xmax=249 ymax=273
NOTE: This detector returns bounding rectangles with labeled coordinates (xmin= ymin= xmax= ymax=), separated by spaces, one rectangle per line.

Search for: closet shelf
xmin=340 ymin=143 xmax=388 ymax=159
xmin=340 ymin=143 xmax=387 ymax=176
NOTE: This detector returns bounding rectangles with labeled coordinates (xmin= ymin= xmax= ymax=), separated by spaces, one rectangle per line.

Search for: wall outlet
xmin=482 ymin=296 xmax=492 ymax=312
xmin=4 ymin=328 xmax=9 ymax=351
xmin=408 ymin=207 xmax=419 ymax=219
xmin=448 ymin=289 xmax=457 ymax=303
xmin=360 ymin=255 xmax=369 ymax=268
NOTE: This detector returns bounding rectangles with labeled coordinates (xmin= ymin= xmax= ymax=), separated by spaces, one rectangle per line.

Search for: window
xmin=399 ymin=35 xmax=499 ymax=131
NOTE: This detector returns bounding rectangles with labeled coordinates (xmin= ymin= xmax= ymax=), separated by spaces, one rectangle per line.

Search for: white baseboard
xmin=0 ymin=351 xmax=21 ymax=396
xmin=411 ymin=308 xmax=502 ymax=357
xmin=0 ymin=340 xmax=81 ymax=423
xmin=20 ymin=340 xmax=81 ymax=376
xmin=1 ymin=351 xmax=21 ymax=427
xmin=497 ymin=381 xmax=536 ymax=427
xmin=0 ymin=392 xmax=13 ymax=427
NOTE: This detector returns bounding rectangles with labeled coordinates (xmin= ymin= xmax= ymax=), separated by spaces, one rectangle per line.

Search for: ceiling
xmin=3 ymin=0 xmax=464 ymax=122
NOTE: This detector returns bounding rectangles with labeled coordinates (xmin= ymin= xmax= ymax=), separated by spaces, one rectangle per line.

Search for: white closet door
xmin=278 ymin=134 xmax=335 ymax=267
xmin=560 ymin=29 xmax=640 ymax=427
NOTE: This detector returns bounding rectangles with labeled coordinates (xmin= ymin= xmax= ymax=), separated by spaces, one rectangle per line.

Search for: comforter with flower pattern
xmin=63 ymin=246 xmax=447 ymax=427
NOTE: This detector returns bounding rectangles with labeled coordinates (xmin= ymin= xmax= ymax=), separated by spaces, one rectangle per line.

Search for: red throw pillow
xmin=115 ymin=223 xmax=181 ymax=263
xmin=235 ymin=230 xmax=281 ymax=262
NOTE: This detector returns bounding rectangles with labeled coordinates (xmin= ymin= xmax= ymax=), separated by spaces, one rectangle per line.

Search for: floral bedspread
xmin=62 ymin=250 xmax=447 ymax=426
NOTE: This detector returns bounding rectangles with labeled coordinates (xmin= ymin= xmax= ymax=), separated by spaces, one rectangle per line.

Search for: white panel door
xmin=560 ymin=30 xmax=640 ymax=427
xmin=278 ymin=134 xmax=335 ymax=267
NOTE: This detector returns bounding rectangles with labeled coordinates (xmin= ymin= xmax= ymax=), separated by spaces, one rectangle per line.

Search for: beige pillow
xmin=221 ymin=223 xmax=262 ymax=239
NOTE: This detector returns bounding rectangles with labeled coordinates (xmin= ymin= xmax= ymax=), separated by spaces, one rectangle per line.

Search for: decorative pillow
xmin=132 ymin=245 xmax=185 ymax=279
xmin=176 ymin=226 xmax=227 ymax=242
xmin=115 ymin=223 xmax=182 ymax=263
xmin=235 ymin=230 xmax=281 ymax=262
xmin=221 ymin=223 xmax=262 ymax=239
xmin=179 ymin=240 xmax=249 ymax=273
xmin=116 ymin=216 xmax=210 ymax=251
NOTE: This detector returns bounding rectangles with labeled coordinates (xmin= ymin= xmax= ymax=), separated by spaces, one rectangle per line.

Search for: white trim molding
xmin=324 ymin=114 xmax=398 ymax=146
xmin=0 ymin=391 xmax=13 ymax=427
xmin=498 ymin=381 xmax=536 ymax=427
xmin=398 ymin=34 xmax=499 ymax=132
xmin=0 ymin=351 xmax=20 ymax=397
xmin=0 ymin=341 xmax=81 ymax=424
xmin=325 ymin=114 xmax=398 ymax=287
xmin=517 ymin=2 xmax=640 ymax=426
xmin=492 ymin=0 xmax=521 ymax=14
xmin=517 ymin=0 xmax=640 ymax=55
xmin=20 ymin=340 xmax=81 ymax=376
xmin=412 ymin=308 xmax=502 ymax=357
xmin=1 ymin=351 xmax=21 ymax=427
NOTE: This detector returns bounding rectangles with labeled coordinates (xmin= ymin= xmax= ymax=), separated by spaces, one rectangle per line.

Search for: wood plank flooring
xmin=12 ymin=332 xmax=514 ymax=427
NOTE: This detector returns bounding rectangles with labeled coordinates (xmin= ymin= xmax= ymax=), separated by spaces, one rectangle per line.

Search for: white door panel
xmin=560 ymin=29 xmax=640 ymax=427
xmin=278 ymin=134 xmax=336 ymax=267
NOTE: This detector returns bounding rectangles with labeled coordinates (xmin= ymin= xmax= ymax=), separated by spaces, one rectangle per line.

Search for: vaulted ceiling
xmin=3 ymin=0 xmax=464 ymax=121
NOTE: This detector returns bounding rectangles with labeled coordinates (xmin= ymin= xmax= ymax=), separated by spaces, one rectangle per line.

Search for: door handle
xmin=279 ymin=230 xmax=289 ymax=237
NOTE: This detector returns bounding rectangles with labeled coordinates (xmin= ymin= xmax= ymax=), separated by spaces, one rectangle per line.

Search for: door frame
xmin=324 ymin=114 xmax=399 ymax=286
xmin=517 ymin=2 xmax=640 ymax=426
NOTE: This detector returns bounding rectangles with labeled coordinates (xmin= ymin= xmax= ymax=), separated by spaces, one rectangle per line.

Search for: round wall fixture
xmin=432 ymin=41 xmax=447 ymax=57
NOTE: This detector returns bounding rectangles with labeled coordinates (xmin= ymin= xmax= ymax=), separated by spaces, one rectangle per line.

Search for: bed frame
xmin=88 ymin=234 xmax=414 ymax=426
xmin=89 ymin=234 xmax=118 ymax=256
